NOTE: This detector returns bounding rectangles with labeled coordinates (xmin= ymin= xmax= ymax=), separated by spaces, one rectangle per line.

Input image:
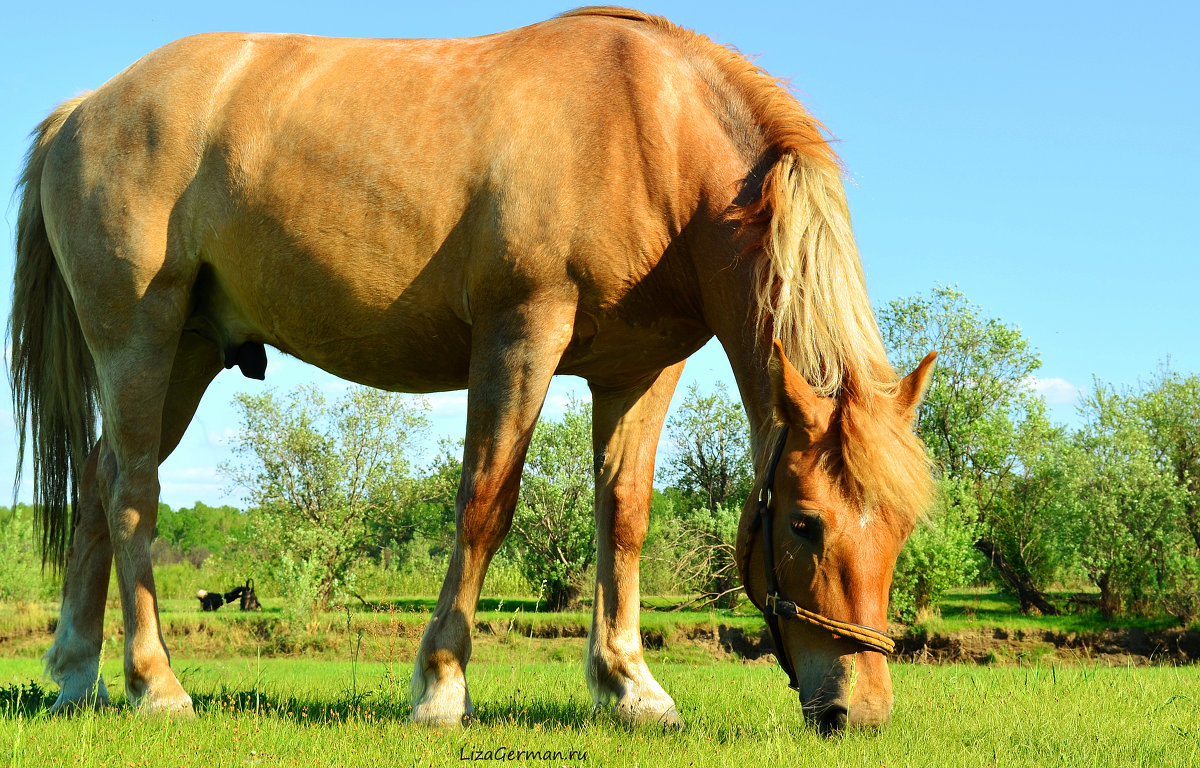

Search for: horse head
xmin=738 ymin=341 xmax=936 ymax=732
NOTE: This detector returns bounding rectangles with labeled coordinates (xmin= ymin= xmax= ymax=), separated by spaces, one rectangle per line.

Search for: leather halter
xmin=751 ymin=427 xmax=896 ymax=692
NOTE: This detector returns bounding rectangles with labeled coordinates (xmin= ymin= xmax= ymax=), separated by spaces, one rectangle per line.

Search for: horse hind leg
xmin=55 ymin=315 xmax=221 ymax=715
xmin=587 ymin=363 xmax=685 ymax=726
xmin=410 ymin=303 xmax=576 ymax=726
xmin=45 ymin=330 xmax=220 ymax=713
xmin=44 ymin=443 xmax=113 ymax=712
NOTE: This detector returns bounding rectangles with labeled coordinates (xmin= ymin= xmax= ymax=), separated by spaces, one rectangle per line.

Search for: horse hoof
xmin=409 ymin=703 xmax=474 ymax=728
xmin=139 ymin=690 xmax=196 ymax=719
xmin=50 ymin=691 xmax=111 ymax=716
xmin=609 ymin=701 xmax=684 ymax=728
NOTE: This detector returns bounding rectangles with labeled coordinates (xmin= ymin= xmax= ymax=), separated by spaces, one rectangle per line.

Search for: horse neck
xmin=722 ymin=333 xmax=778 ymax=461
xmin=691 ymin=254 xmax=777 ymax=459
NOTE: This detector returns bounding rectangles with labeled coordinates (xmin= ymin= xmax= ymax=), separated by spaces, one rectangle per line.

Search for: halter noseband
xmin=752 ymin=427 xmax=896 ymax=692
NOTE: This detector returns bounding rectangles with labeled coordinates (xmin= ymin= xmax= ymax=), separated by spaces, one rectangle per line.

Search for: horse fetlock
xmin=587 ymin=657 xmax=682 ymax=727
xmin=44 ymin=636 xmax=107 ymax=708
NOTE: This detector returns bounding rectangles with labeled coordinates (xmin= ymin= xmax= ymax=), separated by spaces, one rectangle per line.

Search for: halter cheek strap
xmin=752 ymin=427 xmax=895 ymax=692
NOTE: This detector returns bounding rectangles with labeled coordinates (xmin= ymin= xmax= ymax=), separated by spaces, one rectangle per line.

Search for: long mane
xmin=563 ymin=7 xmax=932 ymax=525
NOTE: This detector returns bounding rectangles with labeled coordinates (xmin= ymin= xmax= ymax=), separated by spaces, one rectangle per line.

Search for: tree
xmin=658 ymin=382 xmax=753 ymax=607
xmin=1139 ymin=368 xmax=1200 ymax=552
xmin=987 ymin=402 xmax=1080 ymax=595
xmin=221 ymin=385 xmax=430 ymax=615
xmin=0 ymin=505 xmax=57 ymax=602
xmin=878 ymin=286 xmax=1059 ymax=614
xmin=664 ymin=381 xmax=753 ymax=514
xmin=889 ymin=477 xmax=980 ymax=622
xmin=507 ymin=399 xmax=595 ymax=611
xmin=1066 ymin=381 xmax=1186 ymax=618
xmin=1137 ymin=368 xmax=1200 ymax=621
xmin=365 ymin=438 xmax=460 ymax=572
xmin=154 ymin=501 xmax=249 ymax=567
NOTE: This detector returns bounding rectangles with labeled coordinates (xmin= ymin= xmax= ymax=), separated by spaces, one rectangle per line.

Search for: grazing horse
xmin=10 ymin=7 xmax=934 ymax=730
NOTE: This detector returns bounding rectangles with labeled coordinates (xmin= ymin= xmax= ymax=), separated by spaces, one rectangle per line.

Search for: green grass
xmin=2 ymin=588 xmax=1199 ymax=766
xmin=926 ymin=589 xmax=1183 ymax=635
xmin=0 ymin=657 xmax=1196 ymax=766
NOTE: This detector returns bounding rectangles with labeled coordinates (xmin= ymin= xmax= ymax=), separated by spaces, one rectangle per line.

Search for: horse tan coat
xmin=11 ymin=8 xmax=934 ymax=730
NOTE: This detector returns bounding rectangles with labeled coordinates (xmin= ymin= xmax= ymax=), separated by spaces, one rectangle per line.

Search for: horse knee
xmin=456 ymin=482 xmax=519 ymax=556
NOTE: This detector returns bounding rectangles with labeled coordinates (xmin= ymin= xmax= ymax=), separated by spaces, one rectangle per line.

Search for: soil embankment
xmin=659 ymin=623 xmax=1200 ymax=666
xmin=4 ymin=608 xmax=1198 ymax=665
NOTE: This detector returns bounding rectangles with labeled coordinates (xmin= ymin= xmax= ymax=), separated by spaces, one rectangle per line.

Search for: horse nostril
xmin=816 ymin=705 xmax=848 ymax=735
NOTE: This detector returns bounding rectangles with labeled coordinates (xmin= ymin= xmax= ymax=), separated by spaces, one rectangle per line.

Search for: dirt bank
xmin=4 ymin=612 xmax=1198 ymax=665
xmin=665 ymin=623 xmax=1200 ymax=666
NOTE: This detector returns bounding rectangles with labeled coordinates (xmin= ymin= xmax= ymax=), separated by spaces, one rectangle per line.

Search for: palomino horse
xmin=10 ymin=7 xmax=935 ymax=730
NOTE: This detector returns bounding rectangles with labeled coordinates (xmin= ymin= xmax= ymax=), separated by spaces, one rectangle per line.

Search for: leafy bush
xmin=221 ymin=385 xmax=430 ymax=618
xmin=0 ymin=508 xmax=58 ymax=602
xmin=890 ymin=478 xmax=980 ymax=623
xmin=506 ymin=400 xmax=594 ymax=611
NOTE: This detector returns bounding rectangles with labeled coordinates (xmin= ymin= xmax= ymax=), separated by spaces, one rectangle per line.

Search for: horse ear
xmin=768 ymin=339 xmax=823 ymax=435
xmin=896 ymin=351 xmax=937 ymax=420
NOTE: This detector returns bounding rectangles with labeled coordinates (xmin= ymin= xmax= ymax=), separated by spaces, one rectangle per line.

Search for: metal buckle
xmin=764 ymin=592 xmax=780 ymax=614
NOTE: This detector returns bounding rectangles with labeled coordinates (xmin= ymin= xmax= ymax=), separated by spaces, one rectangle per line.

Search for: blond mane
xmin=564 ymin=7 xmax=932 ymax=525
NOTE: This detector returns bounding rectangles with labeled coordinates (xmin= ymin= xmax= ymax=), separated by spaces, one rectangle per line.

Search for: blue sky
xmin=3 ymin=1 xmax=1197 ymax=507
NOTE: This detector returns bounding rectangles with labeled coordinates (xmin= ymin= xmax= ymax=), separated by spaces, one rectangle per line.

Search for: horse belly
xmin=196 ymin=220 xmax=474 ymax=393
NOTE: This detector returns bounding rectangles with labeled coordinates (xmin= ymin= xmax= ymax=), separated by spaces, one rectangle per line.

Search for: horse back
xmin=41 ymin=15 xmax=743 ymax=390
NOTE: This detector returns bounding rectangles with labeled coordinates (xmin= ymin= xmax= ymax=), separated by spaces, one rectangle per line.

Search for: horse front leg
xmin=410 ymin=303 xmax=575 ymax=727
xmin=44 ymin=445 xmax=113 ymax=712
xmin=586 ymin=363 xmax=685 ymax=726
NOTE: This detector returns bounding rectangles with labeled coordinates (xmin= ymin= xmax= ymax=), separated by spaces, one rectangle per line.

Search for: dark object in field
xmin=196 ymin=584 xmax=246 ymax=612
xmin=239 ymin=579 xmax=262 ymax=611
xmin=196 ymin=579 xmax=260 ymax=612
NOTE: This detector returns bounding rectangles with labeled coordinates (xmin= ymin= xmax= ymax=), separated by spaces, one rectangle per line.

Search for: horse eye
xmin=790 ymin=512 xmax=821 ymax=540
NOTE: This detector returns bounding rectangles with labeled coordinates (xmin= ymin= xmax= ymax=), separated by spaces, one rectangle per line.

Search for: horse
xmin=9 ymin=7 xmax=935 ymax=730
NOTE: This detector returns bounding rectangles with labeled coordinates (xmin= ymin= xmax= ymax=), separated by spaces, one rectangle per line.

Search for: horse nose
xmin=812 ymin=704 xmax=848 ymax=735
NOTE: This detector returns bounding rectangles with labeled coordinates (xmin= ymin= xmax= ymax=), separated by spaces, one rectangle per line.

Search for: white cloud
xmin=1025 ymin=376 xmax=1083 ymax=405
xmin=426 ymin=392 xmax=469 ymax=414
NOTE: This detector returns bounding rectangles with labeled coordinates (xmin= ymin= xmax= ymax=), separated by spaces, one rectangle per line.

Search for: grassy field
xmin=0 ymin=655 xmax=1196 ymax=767
xmin=1 ymin=592 xmax=1197 ymax=766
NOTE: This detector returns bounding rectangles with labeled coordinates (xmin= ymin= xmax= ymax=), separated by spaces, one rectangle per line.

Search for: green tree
xmin=1137 ymin=368 xmax=1200 ymax=620
xmin=0 ymin=505 xmax=57 ymax=602
xmin=221 ymin=385 xmax=430 ymax=616
xmin=507 ymin=399 xmax=595 ymax=611
xmin=987 ymin=403 xmax=1081 ymax=594
xmin=879 ymin=286 xmax=1058 ymax=614
xmin=154 ymin=501 xmax=249 ymax=567
xmin=1069 ymin=381 xmax=1192 ymax=620
xmin=658 ymin=382 xmax=753 ymax=607
xmin=364 ymin=438 xmax=460 ymax=572
xmin=889 ymin=477 xmax=980 ymax=622
xmin=664 ymin=381 xmax=753 ymax=514
xmin=1139 ymin=368 xmax=1200 ymax=549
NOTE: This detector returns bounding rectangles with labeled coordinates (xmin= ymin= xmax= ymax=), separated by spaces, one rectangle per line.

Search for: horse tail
xmin=748 ymin=151 xmax=897 ymax=400
xmin=9 ymin=93 xmax=99 ymax=570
